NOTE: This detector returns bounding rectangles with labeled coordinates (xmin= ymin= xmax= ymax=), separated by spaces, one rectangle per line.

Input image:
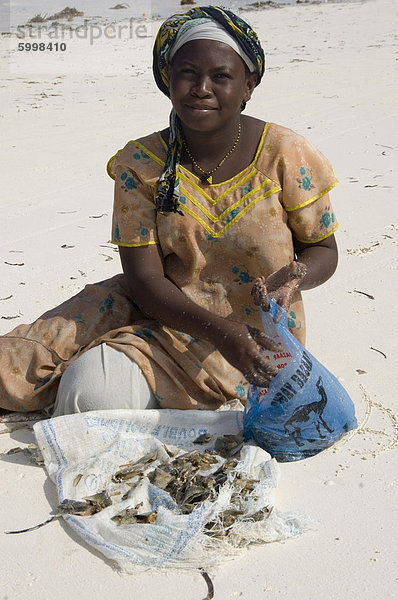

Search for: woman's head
xmin=153 ymin=6 xmax=265 ymax=99
xmin=153 ymin=6 xmax=265 ymax=214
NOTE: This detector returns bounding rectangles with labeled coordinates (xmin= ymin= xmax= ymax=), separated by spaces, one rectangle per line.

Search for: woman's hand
xmin=251 ymin=261 xmax=307 ymax=313
xmin=251 ymin=234 xmax=339 ymax=313
xmin=216 ymin=320 xmax=280 ymax=387
xmin=119 ymin=244 xmax=279 ymax=387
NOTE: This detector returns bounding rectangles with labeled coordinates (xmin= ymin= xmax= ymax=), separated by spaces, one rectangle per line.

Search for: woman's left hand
xmin=251 ymin=235 xmax=339 ymax=313
xmin=251 ymin=261 xmax=307 ymax=313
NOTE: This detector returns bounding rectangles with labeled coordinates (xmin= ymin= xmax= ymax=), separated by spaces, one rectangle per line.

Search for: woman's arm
xmin=294 ymin=234 xmax=338 ymax=290
xmin=119 ymin=244 xmax=279 ymax=387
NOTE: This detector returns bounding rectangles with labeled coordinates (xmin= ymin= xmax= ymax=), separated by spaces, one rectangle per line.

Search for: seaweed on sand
xmin=28 ymin=14 xmax=48 ymax=24
xmin=27 ymin=7 xmax=84 ymax=25
xmin=48 ymin=7 xmax=84 ymax=21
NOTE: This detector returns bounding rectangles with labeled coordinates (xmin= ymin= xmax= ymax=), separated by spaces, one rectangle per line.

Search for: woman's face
xmin=168 ymin=39 xmax=257 ymax=133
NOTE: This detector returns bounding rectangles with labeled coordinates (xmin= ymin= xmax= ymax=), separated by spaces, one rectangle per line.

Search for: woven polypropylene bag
xmin=34 ymin=408 xmax=308 ymax=571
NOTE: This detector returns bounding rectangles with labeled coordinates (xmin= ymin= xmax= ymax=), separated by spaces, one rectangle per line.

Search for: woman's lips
xmin=185 ymin=104 xmax=217 ymax=111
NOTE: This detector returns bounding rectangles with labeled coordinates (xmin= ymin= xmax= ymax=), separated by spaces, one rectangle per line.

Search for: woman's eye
xmin=215 ymin=73 xmax=230 ymax=79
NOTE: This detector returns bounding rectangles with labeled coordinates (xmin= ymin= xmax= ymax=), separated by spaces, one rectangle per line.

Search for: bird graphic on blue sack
xmin=283 ymin=376 xmax=334 ymax=447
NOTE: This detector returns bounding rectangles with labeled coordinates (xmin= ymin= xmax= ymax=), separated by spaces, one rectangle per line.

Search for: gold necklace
xmin=182 ymin=123 xmax=241 ymax=184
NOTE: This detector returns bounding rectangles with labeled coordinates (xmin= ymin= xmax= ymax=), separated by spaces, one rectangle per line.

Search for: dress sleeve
xmin=281 ymin=135 xmax=339 ymax=243
xmin=111 ymin=163 xmax=159 ymax=247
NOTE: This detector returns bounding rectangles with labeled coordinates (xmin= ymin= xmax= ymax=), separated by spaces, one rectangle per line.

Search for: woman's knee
xmin=53 ymin=346 xmax=109 ymax=414
xmin=52 ymin=343 xmax=157 ymax=416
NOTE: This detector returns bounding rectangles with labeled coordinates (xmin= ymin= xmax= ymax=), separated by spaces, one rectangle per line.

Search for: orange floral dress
xmin=0 ymin=123 xmax=338 ymax=412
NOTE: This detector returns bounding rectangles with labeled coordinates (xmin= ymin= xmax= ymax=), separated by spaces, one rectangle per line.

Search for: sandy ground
xmin=1 ymin=0 xmax=397 ymax=598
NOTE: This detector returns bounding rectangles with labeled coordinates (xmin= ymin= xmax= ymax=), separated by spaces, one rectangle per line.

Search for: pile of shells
xmin=107 ymin=431 xmax=271 ymax=536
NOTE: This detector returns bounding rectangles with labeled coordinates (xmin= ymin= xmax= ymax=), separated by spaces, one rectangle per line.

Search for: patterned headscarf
xmin=153 ymin=6 xmax=266 ymax=214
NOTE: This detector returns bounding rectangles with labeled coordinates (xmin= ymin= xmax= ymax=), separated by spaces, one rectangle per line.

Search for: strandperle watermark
xmin=16 ymin=19 xmax=149 ymax=45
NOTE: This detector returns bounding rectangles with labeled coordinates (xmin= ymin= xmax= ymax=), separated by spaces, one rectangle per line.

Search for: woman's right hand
xmin=215 ymin=320 xmax=280 ymax=387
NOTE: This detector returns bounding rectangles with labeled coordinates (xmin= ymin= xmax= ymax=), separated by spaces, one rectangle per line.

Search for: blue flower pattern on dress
xmin=320 ymin=210 xmax=335 ymax=230
xmin=34 ymin=374 xmax=52 ymax=391
xmin=288 ymin=310 xmax=302 ymax=330
xmin=113 ymin=226 xmax=121 ymax=242
xmin=120 ymin=171 xmax=137 ymax=191
xmin=243 ymin=184 xmax=253 ymax=194
xmin=133 ymin=149 xmax=151 ymax=164
xmin=98 ymin=296 xmax=114 ymax=313
xmin=297 ymin=166 xmax=315 ymax=192
xmin=136 ymin=221 xmax=149 ymax=237
xmin=124 ymin=177 xmax=136 ymax=190
xmin=177 ymin=331 xmax=196 ymax=344
xmin=73 ymin=313 xmax=85 ymax=324
xmin=234 ymin=384 xmax=246 ymax=399
xmin=225 ymin=208 xmax=240 ymax=224
xmin=206 ymin=233 xmax=218 ymax=244
xmin=232 ymin=264 xmax=254 ymax=285
xmin=135 ymin=328 xmax=153 ymax=341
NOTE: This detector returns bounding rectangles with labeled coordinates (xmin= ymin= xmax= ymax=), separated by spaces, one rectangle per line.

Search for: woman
xmin=0 ymin=6 xmax=338 ymax=415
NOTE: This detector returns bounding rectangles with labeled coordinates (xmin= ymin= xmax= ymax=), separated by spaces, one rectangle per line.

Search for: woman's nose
xmin=191 ymin=75 xmax=212 ymax=97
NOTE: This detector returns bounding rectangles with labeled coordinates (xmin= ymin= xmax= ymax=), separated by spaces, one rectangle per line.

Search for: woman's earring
xmin=240 ymin=101 xmax=247 ymax=112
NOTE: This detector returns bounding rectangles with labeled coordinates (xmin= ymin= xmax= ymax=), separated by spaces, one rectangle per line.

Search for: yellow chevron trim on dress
xmin=178 ymin=123 xmax=269 ymax=191
xmin=179 ymin=169 xmax=257 ymax=206
xmin=180 ymin=186 xmax=281 ymax=238
xmin=111 ymin=240 xmax=159 ymax=247
xmin=283 ymin=180 xmax=339 ymax=212
xmin=180 ymin=164 xmax=255 ymax=192
xmin=294 ymin=223 xmax=339 ymax=244
xmin=181 ymin=179 xmax=273 ymax=223
xmin=206 ymin=168 xmax=256 ymax=190
xmin=224 ymin=186 xmax=281 ymax=231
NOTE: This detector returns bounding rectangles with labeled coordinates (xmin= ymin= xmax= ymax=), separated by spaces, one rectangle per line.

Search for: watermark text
xmin=16 ymin=19 xmax=148 ymax=45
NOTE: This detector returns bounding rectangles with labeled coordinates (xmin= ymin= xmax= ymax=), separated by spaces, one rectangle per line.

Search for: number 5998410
xmin=18 ymin=42 xmax=66 ymax=51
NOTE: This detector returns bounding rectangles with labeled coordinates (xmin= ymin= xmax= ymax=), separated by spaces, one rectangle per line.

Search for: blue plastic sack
xmin=243 ymin=301 xmax=357 ymax=461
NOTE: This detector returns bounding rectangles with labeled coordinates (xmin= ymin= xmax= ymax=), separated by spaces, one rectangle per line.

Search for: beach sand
xmin=1 ymin=0 xmax=397 ymax=597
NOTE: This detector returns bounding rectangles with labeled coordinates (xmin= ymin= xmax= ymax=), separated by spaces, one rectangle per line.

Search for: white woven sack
xmin=34 ymin=409 xmax=307 ymax=571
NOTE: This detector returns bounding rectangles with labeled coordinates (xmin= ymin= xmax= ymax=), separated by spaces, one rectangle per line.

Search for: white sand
xmin=1 ymin=0 xmax=397 ymax=597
